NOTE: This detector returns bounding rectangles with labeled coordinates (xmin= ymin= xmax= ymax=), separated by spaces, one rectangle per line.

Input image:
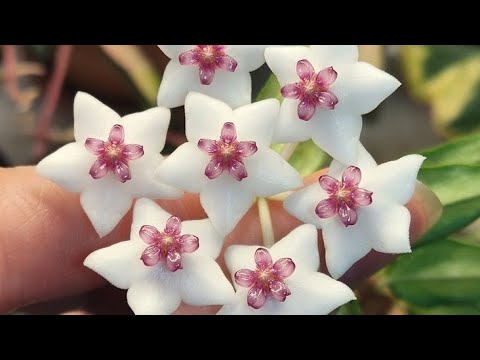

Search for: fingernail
xmin=410 ymin=181 xmax=443 ymax=238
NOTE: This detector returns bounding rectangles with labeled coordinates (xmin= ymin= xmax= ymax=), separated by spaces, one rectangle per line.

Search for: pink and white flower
xmin=265 ymin=45 xmax=401 ymax=164
xmin=284 ymin=144 xmax=426 ymax=279
xmin=36 ymin=92 xmax=182 ymax=238
xmin=218 ymin=224 xmax=355 ymax=315
xmin=157 ymin=45 xmax=268 ymax=108
xmin=84 ymin=198 xmax=234 ymax=315
xmin=155 ymin=92 xmax=303 ymax=236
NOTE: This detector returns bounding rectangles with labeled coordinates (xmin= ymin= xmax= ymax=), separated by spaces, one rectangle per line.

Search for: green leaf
xmin=401 ymin=45 xmax=480 ymax=137
xmin=336 ymin=300 xmax=363 ymax=315
xmin=409 ymin=304 xmax=480 ymax=315
xmin=449 ymin=227 xmax=480 ymax=249
xmin=414 ymin=133 xmax=480 ymax=245
xmin=384 ymin=238 xmax=480 ymax=308
xmin=384 ymin=134 xmax=480 ymax=312
xmin=421 ymin=132 xmax=480 ymax=168
xmin=287 ymin=141 xmax=330 ymax=177
xmin=256 ymin=74 xmax=282 ymax=102
xmin=418 ymin=165 xmax=480 ymax=205
xmin=418 ymin=196 xmax=480 ymax=245
xmin=423 ymin=45 xmax=476 ymax=81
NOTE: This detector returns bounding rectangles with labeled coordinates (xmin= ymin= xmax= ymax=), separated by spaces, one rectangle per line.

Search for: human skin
xmin=0 ymin=166 xmax=442 ymax=314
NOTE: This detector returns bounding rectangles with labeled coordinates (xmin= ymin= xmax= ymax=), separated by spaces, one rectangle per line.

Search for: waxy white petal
xmin=36 ymin=142 xmax=94 ymax=193
xmin=80 ymin=178 xmax=133 ymax=238
xmin=74 ymin=92 xmax=120 ymax=142
xmin=84 ymin=241 xmax=147 ymax=289
xmin=180 ymin=255 xmax=235 ymax=306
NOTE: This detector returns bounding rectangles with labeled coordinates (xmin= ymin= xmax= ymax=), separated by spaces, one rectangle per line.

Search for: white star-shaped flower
xmin=36 ymin=92 xmax=182 ymax=238
xmin=218 ymin=224 xmax=355 ymax=315
xmin=284 ymin=144 xmax=426 ymax=279
xmin=265 ymin=45 xmax=401 ymax=164
xmin=157 ymin=45 xmax=268 ymax=109
xmin=84 ymin=198 xmax=235 ymax=315
xmin=155 ymin=92 xmax=303 ymax=236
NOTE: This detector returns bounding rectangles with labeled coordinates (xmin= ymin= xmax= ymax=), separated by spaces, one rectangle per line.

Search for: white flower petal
xmin=200 ymin=175 xmax=255 ymax=236
xmin=73 ymin=92 xmax=121 ymax=142
xmin=36 ymin=142 xmax=94 ymax=193
xmin=328 ymin=143 xmax=377 ymax=178
xmin=362 ymin=154 xmax=426 ymax=205
xmin=155 ymin=142 xmax=208 ymax=193
xmin=264 ymin=46 xmax=313 ymax=85
xmin=284 ymin=182 xmax=327 ymax=229
xmin=218 ymin=272 xmax=355 ymax=315
xmin=80 ymin=178 xmax=133 ymax=238
xmin=227 ymin=45 xmax=268 ymax=72
xmin=310 ymin=45 xmax=359 ymax=66
xmin=179 ymin=255 xmax=235 ymax=306
xmin=322 ymin=217 xmax=373 ymax=279
xmin=220 ymin=224 xmax=354 ymax=315
xmin=332 ymin=62 xmax=401 ymax=115
xmin=83 ymin=240 xmax=148 ymax=289
xmin=224 ymin=244 xmax=258 ymax=290
xmin=126 ymin=153 xmax=183 ymax=199
xmin=362 ymin=200 xmax=412 ymax=253
xmin=243 ymin=148 xmax=302 ymax=197
xmin=224 ymin=225 xmax=321 ymax=291
xmin=157 ymin=61 xmax=198 ymax=108
xmin=217 ymin=291 xmax=252 ymax=315
xmin=273 ymin=99 xmax=312 ymax=143
xmin=310 ymin=110 xmax=362 ymax=165
xmin=158 ymin=45 xmax=194 ymax=60
xmin=130 ymin=198 xmax=173 ymax=241
xmin=270 ymin=224 xmax=320 ymax=273
xmin=280 ymin=272 xmax=355 ymax=315
xmin=194 ymin=70 xmax=252 ymax=109
xmin=232 ymin=99 xmax=278 ymax=147
xmin=182 ymin=219 xmax=223 ymax=259
xmin=158 ymin=62 xmax=252 ymax=109
xmin=184 ymin=92 xmax=233 ymax=144
xmin=122 ymin=107 xmax=170 ymax=153
xmin=127 ymin=269 xmax=181 ymax=315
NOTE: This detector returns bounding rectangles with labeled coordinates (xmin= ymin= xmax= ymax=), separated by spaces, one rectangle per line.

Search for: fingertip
xmin=407 ymin=181 xmax=443 ymax=243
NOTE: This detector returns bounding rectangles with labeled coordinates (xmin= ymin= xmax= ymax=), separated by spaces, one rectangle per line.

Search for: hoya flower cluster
xmin=37 ymin=45 xmax=424 ymax=315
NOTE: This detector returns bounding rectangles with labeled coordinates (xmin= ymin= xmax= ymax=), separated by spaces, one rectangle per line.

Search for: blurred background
xmin=1 ymin=45 xmax=479 ymax=315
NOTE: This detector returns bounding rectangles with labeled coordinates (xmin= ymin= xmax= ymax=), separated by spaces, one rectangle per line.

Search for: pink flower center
xmin=198 ymin=122 xmax=257 ymax=181
xmin=139 ymin=216 xmax=199 ymax=272
xmin=315 ymin=166 xmax=373 ymax=227
xmin=234 ymin=248 xmax=296 ymax=309
xmin=281 ymin=59 xmax=339 ymax=121
xmin=179 ymin=45 xmax=238 ymax=85
xmin=84 ymin=124 xmax=144 ymax=183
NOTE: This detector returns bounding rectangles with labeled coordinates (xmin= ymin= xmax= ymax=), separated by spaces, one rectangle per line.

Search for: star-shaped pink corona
xmin=315 ymin=166 xmax=373 ymax=227
xmin=281 ymin=59 xmax=338 ymax=121
xmin=139 ymin=216 xmax=199 ymax=272
xmin=234 ymin=248 xmax=296 ymax=309
xmin=179 ymin=45 xmax=238 ymax=85
xmin=198 ymin=122 xmax=258 ymax=181
xmin=85 ymin=124 xmax=144 ymax=183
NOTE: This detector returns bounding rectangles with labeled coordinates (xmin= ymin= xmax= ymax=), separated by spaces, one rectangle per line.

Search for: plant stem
xmin=258 ymin=197 xmax=275 ymax=248
xmin=33 ymin=45 xmax=73 ymax=160
xmin=267 ymin=190 xmax=293 ymax=202
xmin=3 ymin=45 xmax=21 ymax=103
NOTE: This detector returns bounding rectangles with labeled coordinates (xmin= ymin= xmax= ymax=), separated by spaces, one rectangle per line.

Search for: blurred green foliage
xmin=383 ymin=134 xmax=480 ymax=314
xmin=401 ymin=45 xmax=480 ymax=137
xmin=380 ymin=47 xmax=480 ymax=314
